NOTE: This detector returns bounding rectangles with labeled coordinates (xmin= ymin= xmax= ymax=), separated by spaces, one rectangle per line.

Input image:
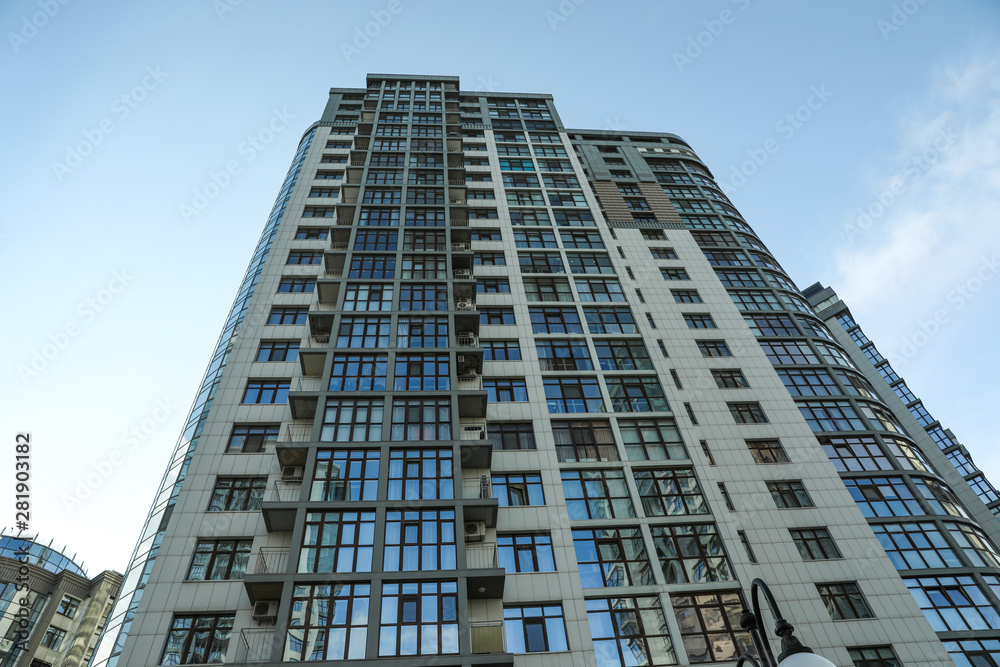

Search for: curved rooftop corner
xmin=0 ymin=534 xmax=87 ymax=577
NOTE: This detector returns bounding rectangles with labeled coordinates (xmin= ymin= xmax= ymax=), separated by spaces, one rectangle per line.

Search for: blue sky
xmin=2 ymin=0 xmax=998 ymax=573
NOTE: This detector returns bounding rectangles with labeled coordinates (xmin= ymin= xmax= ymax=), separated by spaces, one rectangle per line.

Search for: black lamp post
xmin=736 ymin=578 xmax=838 ymax=667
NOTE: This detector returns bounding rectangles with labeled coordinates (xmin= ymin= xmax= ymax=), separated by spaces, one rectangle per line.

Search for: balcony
xmin=243 ymin=547 xmax=290 ymax=603
xmin=466 ymin=542 xmax=505 ymax=599
xmin=459 ymin=421 xmax=490 ymax=468
xmin=470 ymin=621 xmax=507 ymax=655
xmin=453 ymin=269 xmax=473 ymax=280
xmin=233 ymin=628 xmax=278 ymax=664
xmin=452 ymin=242 xmax=471 ymax=252
xmin=261 ymin=480 xmax=301 ymax=532
xmin=457 ymin=375 xmax=482 ymax=391
xmin=288 ymin=377 xmax=322 ymax=420
xmin=462 ymin=474 xmax=497 ymax=527
xmin=276 ymin=423 xmax=310 ymax=468
xmin=299 ymin=336 xmax=328 ymax=377
xmin=278 ymin=423 xmax=312 ymax=443
xmin=454 ymin=299 xmax=477 ymax=312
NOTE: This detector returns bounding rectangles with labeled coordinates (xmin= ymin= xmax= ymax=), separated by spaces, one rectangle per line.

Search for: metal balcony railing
xmin=457 ymin=375 xmax=482 ymax=391
xmin=323 ymin=270 xmax=343 ymax=279
xmin=280 ymin=423 xmax=312 ymax=443
xmin=328 ymin=241 xmax=348 ymax=250
xmin=268 ymin=480 xmax=302 ymax=502
xmin=254 ymin=547 xmax=290 ymax=575
xmin=466 ymin=542 xmax=498 ymax=569
xmin=453 ymin=269 xmax=473 ymax=280
xmin=452 ymin=242 xmax=471 ymax=252
xmin=302 ymin=335 xmax=329 ymax=348
xmin=293 ymin=376 xmax=324 ymax=392
xmin=457 ymin=334 xmax=479 ymax=347
xmin=470 ymin=621 xmax=506 ymax=654
xmin=459 ymin=422 xmax=487 ymax=440
xmin=463 ymin=475 xmax=493 ymax=500
xmin=234 ymin=628 xmax=277 ymax=663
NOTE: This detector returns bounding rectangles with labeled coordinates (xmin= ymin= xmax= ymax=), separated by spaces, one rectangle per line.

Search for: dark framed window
xmin=209 ymin=477 xmax=266 ymax=511
xmin=696 ymin=340 xmax=731 ymax=357
xmin=575 ymin=278 xmax=626 ymax=302
xmin=242 ymin=380 xmax=289 ymax=404
xmin=819 ymin=435 xmax=892 ymax=472
xmin=671 ymin=592 xmax=752 ymax=663
xmin=390 ymin=398 xmax=452 ymax=441
xmin=311 ymin=449 xmax=379 ymax=501
xmin=573 ymin=527 xmax=654 ymax=587
xmin=277 ymin=277 xmax=317 ymax=293
xmin=747 ymin=315 xmax=800 ymax=338
xmin=594 ymin=339 xmax=653 ymax=371
xmin=478 ymin=278 xmax=511 ymax=294
xmin=227 ymin=424 xmax=279 ymax=453
xmin=474 ymin=252 xmax=506 ymax=265
xmin=906 ymin=576 xmax=1000 ymax=631
xmin=161 ymin=615 xmax=235 ymax=664
xmin=397 ymin=316 xmax=448 ymax=348
xmin=652 ymin=247 xmax=679 ymax=259
xmin=287 ymin=250 xmax=322 ymax=264
xmin=349 ymin=254 xmax=396 ymax=279
xmin=524 ymin=277 xmax=574 ymax=302
xmin=287 ymin=584 xmax=369 ymax=661
xmin=329 ymin=354 xmax=388 ymax=391
xmin=354 ymin=229 xmax=398 ymax=250
xmin=493 ymin=473 xmax=545 ymax=506
xmin=402 ymin=230 xmax=445 ymax=251
xmin=766 ymin=481 xmax=814 ymax=508
xmin=485 ymin=378 xmax=528 ymax=402
xmin=498 ymin=534 xmax=554 ymax=572
xmin=778 ymin=369 xmax=839 ymax=397
xmin=944 ymin=522 xmax=1000 ymax=568
xmin=797 ymin=400 xmax=866 ymax=432
xmin=295 ymin=227 xmax=329 ymax=239
xmin=514 ymin=229 xmax=558 ymax=248
xmin=187 ymin=539 xmax=252 ymax=581
xmin=337 ymin=316 xmax=391 ymax=348
xmin=481 ymin=307 xmax=516 ymax=325
xmin=320 ymin=399 xmax=384 ymax=443
xmin=844 ymin=477 xmax=923 ymax=518
xmin=790 ymin=528 xmax=843 ymax=560
xmin=619 ymin=418 xmax=687 ymax=461
xmin=544 ymin=376 xmax=605 ymax=413
xmin=746 ymin=439 xmax=789 ymax=464
xmin=728 ymin=403 xmax=768 ymax=424
xmin=530 ymin=306 xmax=583 ymax=333
xmin=652 ymin=524 xmax=733 ymax=584
xmin=482 ymin=340 xmax=522 ymax=360
xmin=519 ymin=251 xmax=564 ymax=274
xmin=388 ymin=448 xmax=454 ymax=499
xmin=378 ymin=581 xmax=459 ymax=656
xmin=536 ymin=339 xmax=594 ymax=371
xmin=634 ymin=468 xmax=708 ymax=517
xmin=816 ymin=582 xmax=875 ymax=620
xmin=871 ymin=523 xmax=960 ymax=569
xmin=605 ymin=376 xmax=670 ymax=412
xmin=488 ymin=422 xmax=536 ymax=450
xmin=586 ymin=597 xmax=674 ymax=666
xmin=661 ymin=268 xmax=690 ymax=281
xmin=394 ymin=354 xmax=449 ymax=391
xmin=683 ymin=313 xmax=716 ymax=329
xmin=584 ymin=306 xmax=637 ymax=334
xmin=848 ymin=646 xmax=901 ymax=667
xmin=267 ymin=307 xmax=309 ymax=325
xmin=55 ymin=596 xmax=80 ymax=619
xmin=503 ymin=605 xmax=568 ymax=653
xmin=712 ymin=369 xmax=748 ymax=388
xmin=384 ymin=509 xmax=457 ymax=571
xmin=562 ymin=469 xmax=636 ymax=519
xmin=256 ymin=340 xmax=300 ymax=362
xmin=552 ymin=420 xmax=617 ymax=462
xmin=567 ymin=252 xmax=615 ymax=275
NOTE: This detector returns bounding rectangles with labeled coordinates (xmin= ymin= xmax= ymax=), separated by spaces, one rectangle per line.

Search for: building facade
xmin=91 ymin=74 xmax=1000 ymax=667
xmin=0 ymin=535 xmax=121 ymax=667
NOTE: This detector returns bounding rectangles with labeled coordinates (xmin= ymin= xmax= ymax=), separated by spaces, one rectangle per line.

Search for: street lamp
xmin=736 ymin=578 xmax=839 ymax=667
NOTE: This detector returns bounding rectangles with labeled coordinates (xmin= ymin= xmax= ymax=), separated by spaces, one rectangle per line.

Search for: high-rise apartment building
xmin=91 ymin=74 xmax=1000 ymax=667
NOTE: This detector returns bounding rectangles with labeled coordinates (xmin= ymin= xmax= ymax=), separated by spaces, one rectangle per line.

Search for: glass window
xmin=299 ymin=511 xmax=376 ymax=573
xmin=482 ymin=340 xmax=522 ymax=361
xmin=504 ymin=605 xmax=568 ymax=653
xmin=226 ymin=424 xmax=279 ymax=454
xmin=728 ymin=403 xmax=768 ymax=424
xmin=672 ymin=592 xmax=752 ymax=663
xmin=619 ymin=418 xmax=687 ymax=461
xmin=161 ymin=614 xmax=234 ymax=665
xmin=562 ymin=469 xmax=636 ymax=519
xmin=267 ymin=307 xmax=309 ymax=325
xmin=378 ymin=581 xmax=459 ymax=656
xmin=594 ymin=339 xmax=653 ymax=371
xmin=745 ymin=439 xmax=788 ymax=463
xmin=543 ymin=377 xmax=605 ymax=413
xmin=398 ymin=284 xmax=447 ymax=311
xmin=848 ymin=646 xmax=901 ymax=667
xmin=587 ymin=596 xmax=676 ymax=667
xmin=343 ymin=284 xmax=394 ymax=312
xmin=286 ymin=584 xmax=369 ymax=661
xmin=320 ymin=399 xmax=384 ymax=443
xmin=536 ymin=339 xmax=593 ymax=371
xmin=789 ymin=528 xmax=843 ymax=560
xmin=584 ymin=306 xmax=637 ymax=334
xmin=311 ymin=450 xmax=379 ymax=501
xmin=575 ymin=278 xmax=626 ymax=302
xmin=766 ymin=481 xmax=814 ymax=508
xmin=696 ymin=340 xmax=731 ymax=357
xmin=208 ymin=477 xmax=266 ymax=511
xmin=56 ymin=595 xmax=80 ymax=619
xmin=337 ymin=316 xmax=391 ymax=348
xmin=329 ymin=354 xmax=388 ymax=391
xmin=634 ymin=468 xmax=708 ymax=517
xmin=523 ymin=277 xmax=573 ymax=302
xmin=816 ymin=582 xmax=875 ymax=620
xmin=573 ymin=527 xmax=654 ymax=587
xmin=384 ymin=510 xmax=456 ymax=571
xmin=844 ymin=477 xmax=923 ymax=518
xmin=871 ymin=522 xmax=960 ymax=569
xmin=488 ymin=422 xmax=536 ymax=450
xmin=493 ymin=473 xmax=545 ymax=506
xmin=712 ymin=370 xmax=749 ymax=389
xmin=530 ymin=306 xmax=583 ymax=334
xmin=498 ymin=534 xmax=555 ymax=573
xmin=552 ymin=420 xmax=617 ymax=462
xmin=396 ymin=316 xmax=448 ymax=348
xmin=797 ymin=400 xmax=866 ymax=432
xmin=652 ymin=524 xmax=733 ymax=584
xmin=481 ymin=307 xmax=516 ymax=325
xmin=605 ymin=376 xmax=670 ymax=412
xmin=485 ymin=378 xmax=528 ymax=402
xmin=394 ymin=354 xmax=449 ymax=391
xmin=944 ymin=522 xmax=1000 ymax=568
xmin=819 ymin=435 xmax=892 ymax=472
xmin=390 ymin=399 xmax=452 ymax=441
xmin=387 ymin=448 xmax=453 ymax=499
xmin=187 ymin=539 xmax=252 ymax=581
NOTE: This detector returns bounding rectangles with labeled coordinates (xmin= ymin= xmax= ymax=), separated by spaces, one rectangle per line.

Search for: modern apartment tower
xmin=91 ymin=74 xmax=1000 ymax=667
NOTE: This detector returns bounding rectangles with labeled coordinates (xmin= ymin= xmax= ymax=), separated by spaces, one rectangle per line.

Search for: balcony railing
xmin=470 ymin=621 xmax=506 ymax=654
xmin=323 ymin=269 xmax=344 ymax=278
xmin=453 ymin=269 xmax=473 ymax=280
xmin=466 ymin=542 xmax=498 ymax=569
xmin=460 ymin=422 xmax=487 ymax=440
xmin=268 ymin=480 xmax=302 ymax=502
xmin=293 ymin=376 xmax=324 ymax=391
xmin=313 ymin=299 xmax=338 ymax=309
xmin=452 ymin=242 xmax=471 ymax=252
xmin=280 ymin=423 xmax=312 ymax=443
xmin=450 ymin=219 xmax=469 ymax=227
xmin=457 ymin=375 xmax=482 ymax=391
xmin=328 ymin=241 xmax=348 ymax=250
xmin=254 ymin=547 xmax=290 ymax=575
xmin=457 ymin=333 xmax=479 ymax=347
xmin=302 ymin=335 xmax=329 ymax=348
xmin=463 ymin=475 xmax=493 ymax=500
xmin=234 ymin=628 xmax=277 ymax=663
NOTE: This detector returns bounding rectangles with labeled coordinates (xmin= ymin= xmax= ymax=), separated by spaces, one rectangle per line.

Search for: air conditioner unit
xmin=456 ymin=299 xmax=473 ymax=310
xmin=457 ymin=354 xmax=466 ymax=363
xmin=281 ymin=466 xmax=305 ymax=481
xmin=464 ymin=521 xmax=486 ymax=543
xmin=252 ymin=601 xmax=279 ymax=624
